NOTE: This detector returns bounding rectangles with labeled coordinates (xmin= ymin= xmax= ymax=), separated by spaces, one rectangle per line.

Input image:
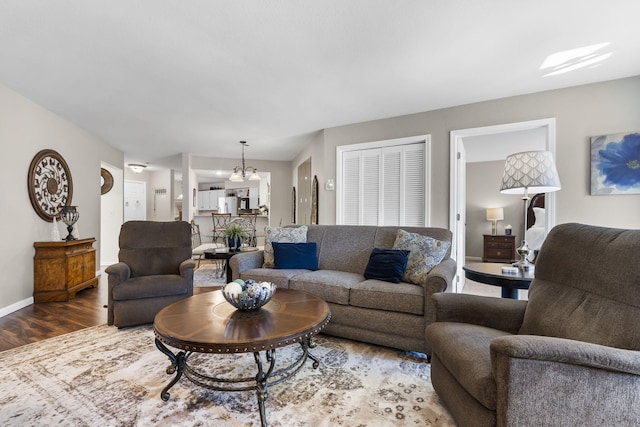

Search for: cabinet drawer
xmin=487 ymin=241 xmax=513 ymax=249
xmin=485 ymin=248 xmax=511 ymax=259
xmin=485 ymin=236 xmax=513 ymax=244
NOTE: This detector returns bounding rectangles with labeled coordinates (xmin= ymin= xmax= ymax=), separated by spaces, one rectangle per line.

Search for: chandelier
xmin=229 ymin=141 xmax=260 ymax=182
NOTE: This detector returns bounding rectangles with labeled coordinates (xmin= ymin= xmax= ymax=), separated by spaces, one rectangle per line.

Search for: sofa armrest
xmin=179 ymin=259 xmax=196 ymax=296
xmin=179 ymin=259 xmax=196 ymax=277
xmin=431 ymin=293 xmax=527 ymax=334
xmin=229 ymin=250 xmax=265 ymax=281
xmin=491 ymin=335 xmax=640 ymax=375
xmin=105 ymin=262 xmax=131 ymax=325
xmin=105 ymin=262 xmax=131 ymax=287
xmin=424 ymin=258 xmax=456 ymax=294
xmin=490 ymin=335 xmax=640 ymax=425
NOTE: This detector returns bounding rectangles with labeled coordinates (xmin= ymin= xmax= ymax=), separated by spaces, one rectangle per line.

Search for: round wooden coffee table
xmin=154 ymin=288 xmax=331 ymax=427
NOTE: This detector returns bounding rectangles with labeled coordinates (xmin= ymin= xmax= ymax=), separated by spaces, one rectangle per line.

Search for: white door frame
xmin=449 ymin=118 xmax=557 ymax=292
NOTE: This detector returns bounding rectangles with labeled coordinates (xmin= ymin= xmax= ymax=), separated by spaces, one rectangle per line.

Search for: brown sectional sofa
xmin=229 ymin=224 xmax=456 ymax=355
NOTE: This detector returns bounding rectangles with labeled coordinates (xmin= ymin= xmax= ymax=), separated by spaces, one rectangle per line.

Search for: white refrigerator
xmin=219 ymin=197 xmax=238 ymax=215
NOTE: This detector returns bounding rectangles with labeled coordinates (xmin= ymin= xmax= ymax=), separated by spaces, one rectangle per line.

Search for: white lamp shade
xmin=500 ymin=151 xmax=561 ymax=194
xmin=229 ymin=170 xmax=244 ymax=182
xmin=486 ymin=207 xmax=504 ymax=221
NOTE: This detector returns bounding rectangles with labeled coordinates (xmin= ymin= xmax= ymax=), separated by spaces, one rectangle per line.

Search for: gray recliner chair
xmin=426 ymin=223 xmax=640 ymax=427
xmin=106 ymin=221 xmax=195 ymax=328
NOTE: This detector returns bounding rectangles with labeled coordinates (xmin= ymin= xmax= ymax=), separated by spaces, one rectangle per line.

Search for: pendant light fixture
xmin=229 ymin=141 xmax=260 ymax=182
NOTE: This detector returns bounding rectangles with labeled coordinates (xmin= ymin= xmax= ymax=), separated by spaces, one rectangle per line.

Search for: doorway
xmin=124 ymin=180 xmax=146 ymax=222
xmin=449 ymin=118 xmax=557 ymax=292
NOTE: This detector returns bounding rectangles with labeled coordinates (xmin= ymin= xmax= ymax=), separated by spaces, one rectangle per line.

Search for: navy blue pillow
xmin=364 ymin=248 xmax=410 ymax=283
xmin=272 ymin=242 xmax=319 ymax=270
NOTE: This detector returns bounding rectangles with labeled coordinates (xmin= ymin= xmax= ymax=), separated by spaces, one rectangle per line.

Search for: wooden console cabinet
xmin=33 ymin=238 xmax=98 ymax=302
xmin=482 ymin=234 xmax=517 ymax=263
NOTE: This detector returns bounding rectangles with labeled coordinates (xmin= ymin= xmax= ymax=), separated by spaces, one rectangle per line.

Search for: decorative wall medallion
xmin=28 ymin=149 xmax=73 ymax=222
xmin=101 ymin=168 xmax=114 ymax=195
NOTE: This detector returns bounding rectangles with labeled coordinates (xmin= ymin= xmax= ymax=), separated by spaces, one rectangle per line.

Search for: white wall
xmin=100 ymin=162 xmax=123 ymax=266
xmin=147 ymin=169 xmax=174 ymax=221
xmin=0 ymin=85 xmax=122 ymax=315
xmin=318 ymin=76 xmax=640 ymax=230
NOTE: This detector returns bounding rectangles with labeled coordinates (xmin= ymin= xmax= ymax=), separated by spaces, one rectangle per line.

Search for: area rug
xmin=0 ymin=325 xmax=454 ymax=426
xmin=194 ymin=263 xmax=227 ymax=287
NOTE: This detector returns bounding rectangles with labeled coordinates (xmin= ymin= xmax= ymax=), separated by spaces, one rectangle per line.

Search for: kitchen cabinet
xmin=198 ymin=190 xmax=223 ymax=211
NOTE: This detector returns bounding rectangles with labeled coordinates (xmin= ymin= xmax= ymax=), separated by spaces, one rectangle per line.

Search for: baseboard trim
xmin=0 ymin=297 xmax=34 ymax=318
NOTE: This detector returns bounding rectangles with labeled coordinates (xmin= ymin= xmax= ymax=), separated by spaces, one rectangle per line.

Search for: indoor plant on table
xmin=224 ymin=222 xmax=248 ymax=250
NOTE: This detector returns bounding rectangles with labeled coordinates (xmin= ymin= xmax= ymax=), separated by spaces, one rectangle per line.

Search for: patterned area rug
xmin=194 ymin=263 xmax=227 ymax=287
xmin=0 ymin=324 xmax=454 ymax=426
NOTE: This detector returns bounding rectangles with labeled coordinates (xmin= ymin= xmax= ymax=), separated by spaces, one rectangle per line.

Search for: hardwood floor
xmin=0 ymin=267 xmax=216 ymax=353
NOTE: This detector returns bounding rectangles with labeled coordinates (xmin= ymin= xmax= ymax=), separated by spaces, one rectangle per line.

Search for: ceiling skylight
xmin=541 ymin=42 xmax=613 ymax=77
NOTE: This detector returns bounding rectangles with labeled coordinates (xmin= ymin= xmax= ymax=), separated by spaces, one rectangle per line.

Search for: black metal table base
xmin=155 ymin=338 xmax=320 ymax=427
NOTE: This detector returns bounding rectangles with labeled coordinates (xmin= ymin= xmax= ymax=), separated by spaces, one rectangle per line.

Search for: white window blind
xmin=339 ymin=141 xmax=427 ymax=226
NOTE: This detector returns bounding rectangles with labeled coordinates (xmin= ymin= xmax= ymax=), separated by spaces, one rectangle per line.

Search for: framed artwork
xmin=591 ymin=132 xmax=640 ymax=195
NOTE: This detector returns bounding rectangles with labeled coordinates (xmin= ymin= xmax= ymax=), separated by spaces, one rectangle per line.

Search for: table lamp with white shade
xmin=500 ymin=151 xmax=561 ymax=270
xmin=486 ymin=207 xmax=504 ymax=235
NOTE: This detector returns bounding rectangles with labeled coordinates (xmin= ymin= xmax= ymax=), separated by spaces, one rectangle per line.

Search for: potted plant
xmin=224 ymin=222 xmax=248 ymax=250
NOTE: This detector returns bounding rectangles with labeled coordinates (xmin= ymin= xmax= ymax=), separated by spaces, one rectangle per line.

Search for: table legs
xmin=501 ymin=287 xmax=518 ymax=299
xmin=155 ymin=337 xmax=319 ymax=427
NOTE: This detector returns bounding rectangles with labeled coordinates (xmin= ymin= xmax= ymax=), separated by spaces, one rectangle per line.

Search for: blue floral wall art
xmin=591 ymin=132 xmax=640 ymax=195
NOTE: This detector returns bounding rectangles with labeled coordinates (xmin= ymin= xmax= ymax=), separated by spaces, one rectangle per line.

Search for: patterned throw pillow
xmin=392 ymin=229 xmax=451 ymax=285
xmin=263 ymin=226 xmax=308 ymax=268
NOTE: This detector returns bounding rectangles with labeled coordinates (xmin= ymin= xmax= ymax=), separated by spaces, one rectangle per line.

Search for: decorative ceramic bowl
xmin=222 ymin=280 xmax=276 ymax=311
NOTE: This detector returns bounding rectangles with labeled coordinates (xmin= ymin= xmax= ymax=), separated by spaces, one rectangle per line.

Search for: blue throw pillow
xmin=363 ymin=248 xmax=410 ymax=284
xmin=272 ymin=242 xmax=319 ymax=270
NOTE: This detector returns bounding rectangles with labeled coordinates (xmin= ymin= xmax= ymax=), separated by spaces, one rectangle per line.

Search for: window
xmin=337 ymin=136 xmax=430 ymax=226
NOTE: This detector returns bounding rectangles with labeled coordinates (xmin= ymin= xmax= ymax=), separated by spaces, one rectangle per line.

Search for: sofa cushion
xmin=289 ymin=270 xmax=363 ymax=305
xmin=363 ymin=248 xmax=409 ymax=283
xmin=263 ymin=226 xmax=308 ymax=268
xmin=350 ymin=279 xmax=424 ymax=315
xmin=112 ymin=274 xmax=189 ymax=300
xmin=393 ymin=229 xmax=451 ymax=285
xmin=272 ymin=242 xmax=318 ymax=270
xmin=427 ymin=322 xmax=513 ymax=410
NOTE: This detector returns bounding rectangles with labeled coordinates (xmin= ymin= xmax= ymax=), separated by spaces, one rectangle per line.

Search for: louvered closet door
xmin=342 ymin=151 xmax=361 ymax=225
xmin=361 ymin=150 xmax=380 ymax=225
xmin=340 ymin=142 xmax=426 ymax=226
xmin=382 ymin=148 xmax=401 ymax=225
xmin=402 ymin=143 xmax=425 ymax=226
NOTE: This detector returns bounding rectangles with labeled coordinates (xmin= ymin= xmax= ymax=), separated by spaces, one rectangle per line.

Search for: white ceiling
xmin=2 ymin=1 xmax=640 ymax=166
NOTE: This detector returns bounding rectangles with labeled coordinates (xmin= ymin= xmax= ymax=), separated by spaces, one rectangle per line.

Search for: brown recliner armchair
xmin=106 ymin=221 xmax=195 ymax=328
xmin=426 ymin=223 xmax=640 ymax=426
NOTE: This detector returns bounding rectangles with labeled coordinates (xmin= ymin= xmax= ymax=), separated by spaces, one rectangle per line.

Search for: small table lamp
xmin=486 ymin=208 xmax=504 ymax=235
xmin=500 ymin=151 xmax=561 ymax=270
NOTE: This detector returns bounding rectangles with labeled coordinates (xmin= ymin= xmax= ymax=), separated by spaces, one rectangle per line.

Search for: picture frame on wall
xmin=590 ymin=131 xmax=640 ymax=195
